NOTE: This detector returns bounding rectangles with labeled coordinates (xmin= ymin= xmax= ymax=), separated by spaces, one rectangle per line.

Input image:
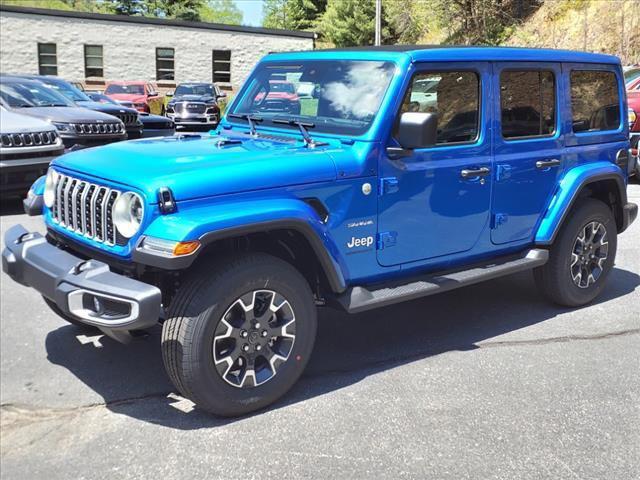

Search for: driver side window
xmin=399 ymin=71 xmax=480 ymax=144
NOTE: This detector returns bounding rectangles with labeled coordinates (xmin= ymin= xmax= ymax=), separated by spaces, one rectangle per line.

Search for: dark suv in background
xmin=15 ymin=75 xmax=143 ymax=139
xmin=166 ymin=82 xmax=225 ymax=128
xmin=0 ymin=76 xmax=126 ymax=149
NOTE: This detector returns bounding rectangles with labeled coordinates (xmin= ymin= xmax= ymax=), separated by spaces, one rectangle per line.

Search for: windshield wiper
xmin=228 ymin=113 xmax=263 ymax=136
xmin=39 ymin=103 xmax=68 ymax=107
xmin=272 ymin=118 xmax=326 ymax=148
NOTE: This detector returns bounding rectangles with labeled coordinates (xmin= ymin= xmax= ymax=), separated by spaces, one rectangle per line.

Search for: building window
xmin=212 ymin=50 xmax=231 ymax=83
xmin=156 ymin=48 xmax=175 ymax=81
xmin=399 ymin=71 xmax=480 ymax=144
xmin=501 ymin=70 xmax=556 ymax=139
xmin=37 ymin=43 xmax=57 ymax=76
xmin=84 ymin=45 xmax=104 ymax=78
xmin=570 ymin=70 xmax=620 ymax=132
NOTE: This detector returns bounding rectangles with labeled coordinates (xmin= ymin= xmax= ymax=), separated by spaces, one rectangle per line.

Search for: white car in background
xmin=0 ymin=105 xmax=64 ymax=199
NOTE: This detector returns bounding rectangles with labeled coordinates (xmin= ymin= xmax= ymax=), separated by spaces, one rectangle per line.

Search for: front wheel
xmin=161 ymin=253 xmax=317 ymax=417
xmin=534 ymin=198 xmax=617 ymax=307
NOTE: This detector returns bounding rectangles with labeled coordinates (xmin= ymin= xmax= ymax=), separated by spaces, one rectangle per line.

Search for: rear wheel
xmin=161 ymin=253 xmax=317 ymax=417
xmin=534 ymin=198 xmax=617 ymax=307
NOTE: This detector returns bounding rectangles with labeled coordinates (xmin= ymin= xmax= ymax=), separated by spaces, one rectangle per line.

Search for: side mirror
xmin=397 ymin=112 xmax=438 ymax=149
xmin=217 ymin=91 xmax=227 ymax=99
xmin=166 ymin=90 xmax=174 ymax=97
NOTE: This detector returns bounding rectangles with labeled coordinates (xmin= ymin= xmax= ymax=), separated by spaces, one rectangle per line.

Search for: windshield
xmin=105 ymin=84 xmax=145 ymax=95
xmin=229 ymin=60 xmax=396 ymax=136
xmin=175 ymin=84 xmax=214 ymax=96
xmin=41 ymin=79 xmax=91 ymax=103
xmin=0 ymin=81 xmax=74 ymax=107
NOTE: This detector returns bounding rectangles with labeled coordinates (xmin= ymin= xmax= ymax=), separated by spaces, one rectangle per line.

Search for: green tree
xmin=199 ymin=0 xmax=243 ymax=25
xmin=263 ymin=0 xmax=326 ymax=31
xmin=317 ymin=0 xmax=375 ymax=46
xmin=107 ymin=0 xmax=147 ymax=15
xmin=155 ymin=0 xmax=204 ymax=21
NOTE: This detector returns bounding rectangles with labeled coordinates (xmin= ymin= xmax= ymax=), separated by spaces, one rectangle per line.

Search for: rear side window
xmin=500 ymin=70 xmax=556 ymax=139
xmin=399 ymin=71 xmax=480 ymax=144
xmin=571 ymin=70 xmax=620 ymax=132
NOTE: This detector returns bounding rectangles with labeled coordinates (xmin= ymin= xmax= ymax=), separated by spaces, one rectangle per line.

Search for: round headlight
xmin=43 ymin=169 xmax=58 ymax=208
xmin=113 ymin=192 xmax=144 ymax=238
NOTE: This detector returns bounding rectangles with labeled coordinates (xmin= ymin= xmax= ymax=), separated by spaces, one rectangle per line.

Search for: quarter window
xmin=84 ymin=45 xmax=103 ymax=78
xmin=400 ymin=71 xmax=480 ymax=144
xmin=156 ymin=48 xmax=175 ymax=81
xmin=212 ymin=50 xmax=231 ymax=83
xmin=501 ymin=70 xmax=556 ymax=139
xmin=571 ymin=70 xmax=620 ymax=132
xmin=37 ymin=43 xmax=57 ymax=76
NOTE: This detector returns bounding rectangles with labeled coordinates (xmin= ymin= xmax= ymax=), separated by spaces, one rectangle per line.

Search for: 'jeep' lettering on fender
xmin=347 ymin=236 xmax=374 ymax=249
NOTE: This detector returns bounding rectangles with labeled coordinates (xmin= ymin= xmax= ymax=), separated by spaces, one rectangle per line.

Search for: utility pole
xmin=375 ymin=0 xmax=382 ymax=46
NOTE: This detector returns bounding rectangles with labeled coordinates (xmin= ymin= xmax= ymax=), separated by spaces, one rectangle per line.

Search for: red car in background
xmin=254 ymin=80 xmax=301 ymax=115
xmin=627 ymin=78 xmax=640 ymax=176
xmin=104 ymin=81 xmax=165 ymax=115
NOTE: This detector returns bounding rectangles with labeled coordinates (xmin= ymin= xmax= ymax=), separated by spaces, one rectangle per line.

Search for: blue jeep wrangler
xmin=3 ymin=47 xmax=637 ymax=416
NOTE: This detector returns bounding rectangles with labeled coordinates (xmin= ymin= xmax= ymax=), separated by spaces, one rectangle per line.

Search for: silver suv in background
xmin=0 ymin=76 xmax=126 ymax=149
xmin=0 ymin=105 xmax=64 ymax=198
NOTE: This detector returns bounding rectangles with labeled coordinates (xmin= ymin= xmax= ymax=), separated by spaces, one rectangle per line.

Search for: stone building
xmin=0 ymin=5 xmax=316 ymax=91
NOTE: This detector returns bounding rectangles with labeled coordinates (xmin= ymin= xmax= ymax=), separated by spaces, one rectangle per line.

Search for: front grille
xmin=112 ymin=113 xmax=138 ymax=126
xmin=0 ymin=131 xmax=59 ymax=148
xmin=50 ymin=173 xmax=120 ymax=246
xmin=72 ymin=122 xmax=124 ymax=135
xmin=178 ymin=102 xmax=206 ymax=114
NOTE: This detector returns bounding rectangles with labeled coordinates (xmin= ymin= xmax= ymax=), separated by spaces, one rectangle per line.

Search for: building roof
xmin=267 ymin=45 xmax=620 ymax=65
xmin=0 ymin=5 xmax=316 ymax=39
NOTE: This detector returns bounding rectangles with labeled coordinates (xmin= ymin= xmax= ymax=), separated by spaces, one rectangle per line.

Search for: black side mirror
xmin=397 ymin=112 xmax=438 ymax=149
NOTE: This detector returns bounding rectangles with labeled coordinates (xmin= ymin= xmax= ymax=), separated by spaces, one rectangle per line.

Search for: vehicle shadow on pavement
xmin=44 ymin=267 xmax=639 ymax=429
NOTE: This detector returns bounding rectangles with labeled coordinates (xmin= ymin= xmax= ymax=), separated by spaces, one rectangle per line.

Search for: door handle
xmin=460 ymin=167 xmax=491 ymax=179
xmin=536 ymin=159 xmax=561 ymax=169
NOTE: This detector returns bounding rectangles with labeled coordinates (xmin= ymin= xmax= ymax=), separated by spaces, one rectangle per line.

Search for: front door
xmin=491 ymin=62 xmax=564 ymax=244
xmin=377 ymin=62 xmax=492 ymax=267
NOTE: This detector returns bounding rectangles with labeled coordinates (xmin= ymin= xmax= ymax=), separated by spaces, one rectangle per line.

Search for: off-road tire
xmin=534 ymin=198 xmax=617 ymax=307
xmin=43 ymin=295 xmax=98 ymax=329
xmin=161 ymin=253 xmax=317 ymax=417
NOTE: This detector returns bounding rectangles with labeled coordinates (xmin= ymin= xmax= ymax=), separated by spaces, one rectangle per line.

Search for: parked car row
xmin=0 ymin=75 xmax=178 ymax=198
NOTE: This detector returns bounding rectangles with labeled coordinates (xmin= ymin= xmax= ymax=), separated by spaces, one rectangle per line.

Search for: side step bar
xmin=336 ymin=249 xmax=549 ymax=313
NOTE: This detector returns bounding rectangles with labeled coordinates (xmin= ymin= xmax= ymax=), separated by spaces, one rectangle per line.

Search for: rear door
xmin=491 ymin=62 xmax=564 ymax=245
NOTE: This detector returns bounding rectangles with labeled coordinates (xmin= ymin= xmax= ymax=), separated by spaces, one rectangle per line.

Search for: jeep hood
xmin=108 ymin=94 xmax=146 ymax=103
xmin=52 ymin=133 xmax=338 ymax=201
xmin=14 ymin=106 xmax=121 ymax=123
xmin=171 ymin=94 xmax=215 ymax=103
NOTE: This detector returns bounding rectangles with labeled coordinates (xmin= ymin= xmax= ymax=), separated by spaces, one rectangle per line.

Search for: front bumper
xmin=0 ymin=153 xmax=60 ymax=197
xmin=141 ymin=127 xmax=175 ymax=138
xmin=61 ymin=133 xmax=127 ymax=149
xmin=168 ymin=112 xmax=219 ymax=126
xmin=2 ymin=224 xmax=162 ymax=334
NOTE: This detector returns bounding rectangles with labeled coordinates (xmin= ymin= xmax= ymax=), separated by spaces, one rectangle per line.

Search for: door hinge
xmin=377 ymin=231 xmax=397 ymax=250
xmin=491 ymin=213 xmax=508 ymax=229
xmin=378 ymin=177 xmax=399 ymax=195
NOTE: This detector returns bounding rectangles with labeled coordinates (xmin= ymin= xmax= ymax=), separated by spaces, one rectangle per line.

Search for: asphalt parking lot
xmin=1 ymin=183 xmax=638 ymax=480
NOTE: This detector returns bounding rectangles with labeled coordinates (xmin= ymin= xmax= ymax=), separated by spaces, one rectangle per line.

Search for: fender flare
xmin=535 ymin=163 xmax=628 ymax=245
xmin=133 ymin=206 xmax=347 ymax=293
xmin=198 ymin=219 xmax=347 ymax=293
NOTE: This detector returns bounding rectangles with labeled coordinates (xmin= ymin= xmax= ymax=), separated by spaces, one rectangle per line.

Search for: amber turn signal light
xmin=173 ymin=240 xmax=200 ymax=256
